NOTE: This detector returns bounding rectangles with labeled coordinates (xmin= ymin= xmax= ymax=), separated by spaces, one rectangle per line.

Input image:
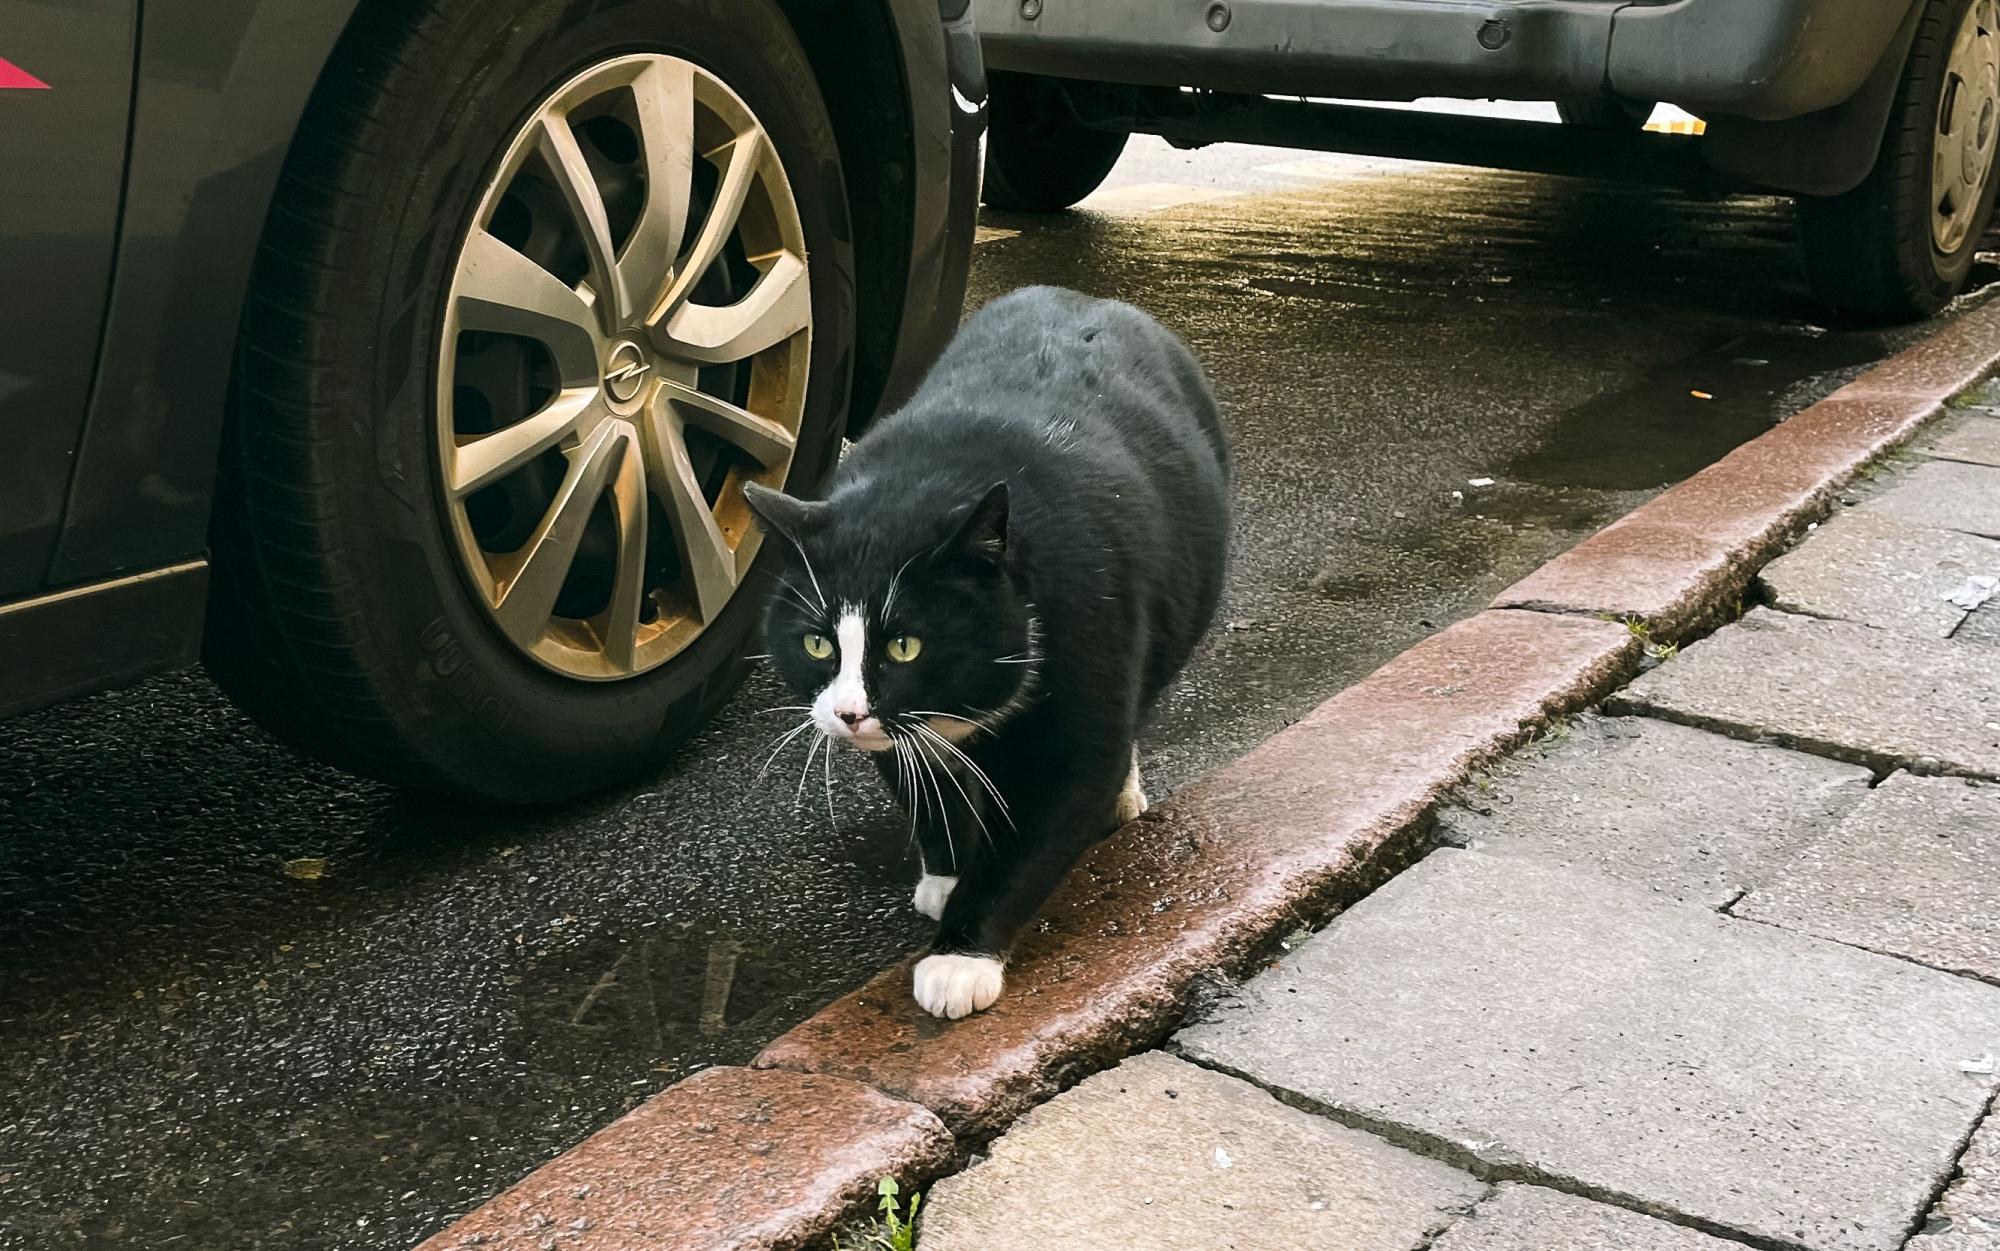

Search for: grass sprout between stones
xmin=833 ymin=1177 xmax=921 ymax=1251
xmin=1599 ymin=613 xmax=1680 ymax=662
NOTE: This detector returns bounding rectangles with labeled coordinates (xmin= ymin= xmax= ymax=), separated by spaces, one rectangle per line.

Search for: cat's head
xmin=743 ymin=480 xmax=1036 ymax=753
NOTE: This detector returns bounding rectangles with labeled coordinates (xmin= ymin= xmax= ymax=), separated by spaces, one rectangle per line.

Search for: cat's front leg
xmin=912 ymin=861 xmax=957 ymax=921
xmin=878 ymin=744 xmax=983 ymax=922
xmin=913 ymin=741 xmax=1133 ymax=1019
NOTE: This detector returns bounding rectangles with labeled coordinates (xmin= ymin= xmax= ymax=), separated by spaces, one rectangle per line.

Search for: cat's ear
xmin=742 ymin=481 xmax=826 ymax=546
xmin=947 ymin=482 xmax=1010 ymax=564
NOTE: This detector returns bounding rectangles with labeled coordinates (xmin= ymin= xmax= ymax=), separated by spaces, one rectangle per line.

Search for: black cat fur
xmin=744 ymin=285 xmax=1230 ymax=1019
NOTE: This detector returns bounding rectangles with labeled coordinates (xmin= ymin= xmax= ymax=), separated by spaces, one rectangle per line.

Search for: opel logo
xmin=604 ymin=341 xmax=652 ymax=403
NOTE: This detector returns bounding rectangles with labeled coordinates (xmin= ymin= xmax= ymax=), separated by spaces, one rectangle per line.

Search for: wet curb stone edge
xmin=1495 ymin=298 xmax=2000 ymax=635
xmin=410 ymin=1067 xmax=951 ymax=1251
xmin=411 ymin=300 xmax=2000 ymax=1251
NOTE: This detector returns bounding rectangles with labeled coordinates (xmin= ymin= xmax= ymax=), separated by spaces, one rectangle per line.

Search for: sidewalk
xmin=915 ymin=402 xmax=2000 ymax=1249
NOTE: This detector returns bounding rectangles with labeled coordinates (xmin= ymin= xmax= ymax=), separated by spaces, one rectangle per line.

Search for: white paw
xmin=912 ymin=953 xmax=1005 ymax=1020
xmin=912 ymin=873 xmax=957 ymax=921
xmin=1115 ymin=752 xmax=1148 ymax=824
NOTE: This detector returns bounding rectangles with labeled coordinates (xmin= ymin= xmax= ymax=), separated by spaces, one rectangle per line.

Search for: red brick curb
xmin=753 ymin=609 xmax=1637 ymax=1136
xmin=1495 ymin=299 xmax=2000 ymax=635
xmin=411 ymin=1067 xmax=951 ymax=1251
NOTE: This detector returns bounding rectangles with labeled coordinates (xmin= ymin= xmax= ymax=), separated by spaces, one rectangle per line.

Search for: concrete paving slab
xmin=1429 ymin=1184 xmax=1744 ymax=1251
xmin=1438 ymin=716 xmax=1869 ymax=907
xmin=1736 ymin=772 xmax=2000 ymax=983
xmin=1960 ymin=605 xmax=2000 ymax=648
xmin=1608 ymin=607 xmax=2000 ymax=780
xmin=1909 ymin=1110 xmax=2000 ymax=1251
xmin=917 ymin=1051 xmax=1485 ymax=1251
xmin=1175 ymin=850 xmax=2000 ymax=1251
xmin=1758 ymin=509 xmax=2000 ymax=639
xmin=1869 ymin=460 xmax=2000 ymax=540
xmin=1915 ymin=414 xmax=2000 ymax=468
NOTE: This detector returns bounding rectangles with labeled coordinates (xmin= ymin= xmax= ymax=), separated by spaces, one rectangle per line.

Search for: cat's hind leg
xmin=1114 ymin=744 xmax=1148 ymax=824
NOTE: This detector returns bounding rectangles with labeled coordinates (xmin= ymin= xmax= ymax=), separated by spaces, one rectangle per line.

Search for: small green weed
xmin=835 ymin=1178 xmax=922 ymax=1251
xmin=1618 ymin=615 xmax=1679 ymax=662
xmin=1523 ymin=716 xmax=1573 ymax=756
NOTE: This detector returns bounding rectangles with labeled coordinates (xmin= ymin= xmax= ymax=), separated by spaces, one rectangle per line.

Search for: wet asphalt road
xmin=0 ymin=129 xmax=1979 ymax=1250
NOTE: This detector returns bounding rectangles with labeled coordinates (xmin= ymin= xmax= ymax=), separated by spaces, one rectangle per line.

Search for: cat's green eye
xmin=802 ymin=633 xmax=834 ymax=660
xmin=886 ymin=635 xmax=923 ymax=663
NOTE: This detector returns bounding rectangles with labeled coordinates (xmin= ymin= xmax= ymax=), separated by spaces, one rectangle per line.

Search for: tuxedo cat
xmin=744 ymin=286 xmax=1230 ymax=1019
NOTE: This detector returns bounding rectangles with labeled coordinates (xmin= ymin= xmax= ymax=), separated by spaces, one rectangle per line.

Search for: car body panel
xmin=979 ymin=0 xmax=1617 ymax=103
xmin=1609 ymin=0 xmax=1917 ymax=121
xmin=50 ymin=0 xmax=364 ymax=585
xmin=975 ymin=0 xmax=1917 ymax=122
xmin=0 ymin=561 xmax=205 ymax=719
xmin=0 ymin=0 xmax=136 ymax=598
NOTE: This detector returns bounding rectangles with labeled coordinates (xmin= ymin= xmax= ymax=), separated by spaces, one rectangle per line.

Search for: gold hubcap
xmin=1933 ymin=0 xmax=2000 ymax=254
xmin=437 ymin=54 xmax=811 ymax=680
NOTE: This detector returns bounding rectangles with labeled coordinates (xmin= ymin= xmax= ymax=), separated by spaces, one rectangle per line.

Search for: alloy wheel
xmin=437 ymin=53 xmax=811 ymax=680
xmin=1933 ymin=0 xmax=2000 ymax=254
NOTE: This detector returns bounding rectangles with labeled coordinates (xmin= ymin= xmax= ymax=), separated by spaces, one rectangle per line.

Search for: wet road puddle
xmin=1504 ymin=327 xmax=1888 ymax=491
xmin=1307 ymin=326 xmax=1893 ymax=613
xmin=525 ymin=928 xmax=807 ymax=1071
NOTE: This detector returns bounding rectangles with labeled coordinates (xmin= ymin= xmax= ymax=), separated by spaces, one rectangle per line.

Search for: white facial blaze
xmin=813 ymin=608 xmax=888 ymax=749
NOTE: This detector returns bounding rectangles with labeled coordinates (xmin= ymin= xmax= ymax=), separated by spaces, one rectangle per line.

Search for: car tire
xmin=1799 ymin=0 xmax=2000 ymax=320
xmin=981 ymin=72 xmax=1129 ymax=212
xmin=1555 ymin=99 xmax=1654 ymax=131
xmin=205 ymin=0 xmax=855 ymax=803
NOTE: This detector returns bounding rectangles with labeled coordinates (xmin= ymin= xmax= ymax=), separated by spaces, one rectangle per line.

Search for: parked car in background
xmin=975 ymin=0 xmax=1997 ymax=320
xmin=0 ymin=0 xmax=982 ymax=801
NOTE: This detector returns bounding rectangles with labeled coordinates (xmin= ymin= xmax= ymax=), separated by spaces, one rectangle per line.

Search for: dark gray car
xmin=977 ymin=0 xmax=1996 ymax=320
xmin=0 ymin=0 xmax=983 ymax=802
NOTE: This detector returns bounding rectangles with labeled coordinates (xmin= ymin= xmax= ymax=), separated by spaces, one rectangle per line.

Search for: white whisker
xmin=757 ymin=719 xmax=815 ymax=780
xmin=797 ymin=549 xmax=829 ymax=611
xmin=821 ymin=735 xmax=837 ymax=828
xmin=910 ymin=709 xmax=979 ymax=728
xmin=895 ymin=738 xmax=920 ymax=848
xmin=915 ymin=723 xmax=1014 ymax=829
xmin=914 ymin=730 xmax=996 ymax=852
xmin=796 ymin=733 xmax=824 ymax=807
xmin=882 ymin=552 xmax=920 ymax=621
xmin=910 ymin=734 xmax=957 ymax=872
xmin=775 ymin=578 xmax=820 ymax=615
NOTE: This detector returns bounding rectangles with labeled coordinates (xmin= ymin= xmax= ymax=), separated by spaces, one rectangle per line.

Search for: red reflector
xmin=0 ymin=57 xmax=51 ymax=90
